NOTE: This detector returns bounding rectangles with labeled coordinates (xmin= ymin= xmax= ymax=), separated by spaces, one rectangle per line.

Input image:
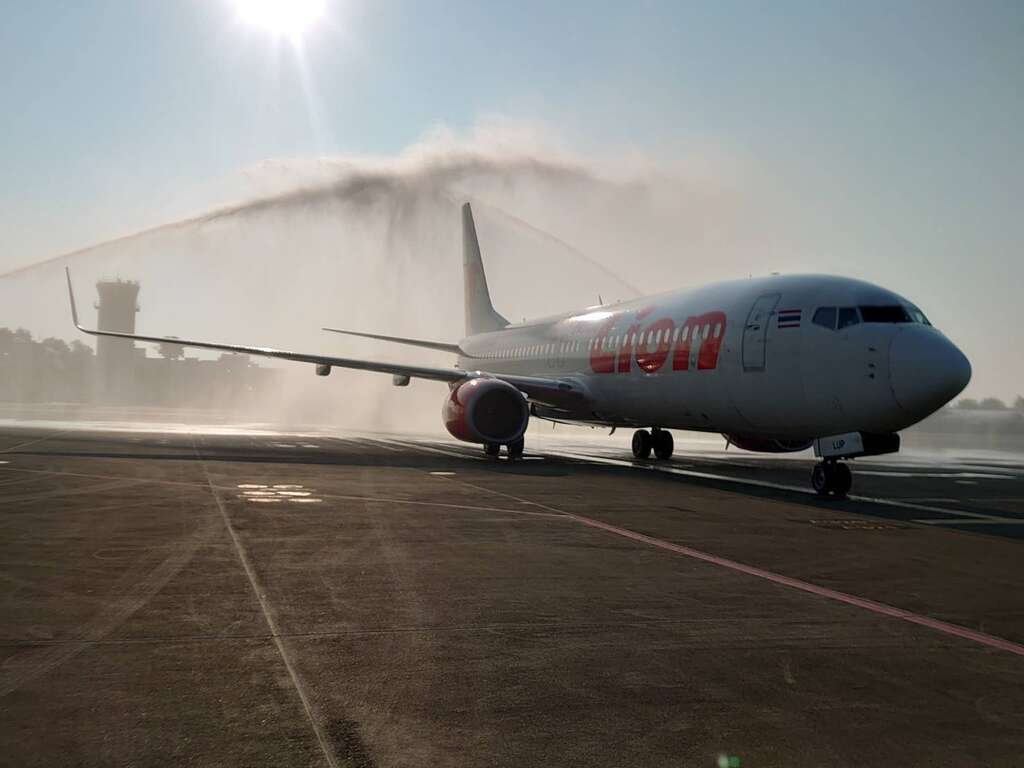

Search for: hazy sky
xmin=1 ymin=1 xmax=1022 ymax=397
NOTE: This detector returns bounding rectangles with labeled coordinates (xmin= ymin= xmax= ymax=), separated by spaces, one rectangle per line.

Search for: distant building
xmin=0 ymin=277 xmax=277 ymax=411
xmin=95 ymin=279 xmax=140 ymax=402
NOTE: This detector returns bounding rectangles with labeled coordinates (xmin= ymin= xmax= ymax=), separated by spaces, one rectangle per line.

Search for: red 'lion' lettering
xmin=635 ymin=317 xmax=675 ymax=373
xmin=589 ymin=310 xmax=727 ymax=374
xmin=672 ymin=311 xmax=727 ymax=371
xmin=589 ymin=318 xmax=617 ymax=373
xmin=618 ymin=321 xmax=642 ymax=372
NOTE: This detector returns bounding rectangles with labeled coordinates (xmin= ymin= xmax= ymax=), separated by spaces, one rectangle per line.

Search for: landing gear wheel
xmin=811 ymin=461 xmax=853 ymax=497
xmin=651 ymin=429 xmax=674 ymax=460
xmin=507 ymin=438 xmax=525 ymax=461
xmin=631 ymin=429 xmax=652 ymax=459
xmin=484 ymin=443 xmax=500 ymax=458
xmin=811 ymin=462 xmax=831 ymax=496
xmin=832 ymin=462 xmax=852 ymax=498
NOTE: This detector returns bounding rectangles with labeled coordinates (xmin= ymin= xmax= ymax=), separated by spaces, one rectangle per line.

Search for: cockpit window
xmin=812 ymin=307 xmax=837 ymax=330
xmin=906 ymin=305 xmax=931 ymax=325
xmin=859 ymin=305 xmax=912 ymax=323
xmin=837 ymin=307 xmax=860 ymax=329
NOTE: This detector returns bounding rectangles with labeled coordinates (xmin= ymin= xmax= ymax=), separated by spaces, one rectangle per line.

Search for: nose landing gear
xmin=811 ymin=460 xmax=852 ymax=498
xmin=631 ymin=429 xmax=674 ymax=460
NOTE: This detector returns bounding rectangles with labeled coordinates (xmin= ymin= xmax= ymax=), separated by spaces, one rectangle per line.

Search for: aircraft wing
xmin=321 ymin=327 xmax=463 ymax=354
xmin=65 ymin=269 xmax=590 ymax=408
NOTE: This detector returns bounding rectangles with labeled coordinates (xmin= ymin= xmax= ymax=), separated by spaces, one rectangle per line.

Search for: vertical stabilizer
xmin=462 ymin=202 xmax=509 ymax=335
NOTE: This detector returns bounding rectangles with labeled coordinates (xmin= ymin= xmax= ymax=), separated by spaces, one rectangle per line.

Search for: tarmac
xmin=1 ymin=421 xmax=1023 ymax=767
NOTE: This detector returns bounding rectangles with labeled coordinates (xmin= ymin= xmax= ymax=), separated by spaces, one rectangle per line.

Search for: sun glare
xmin=231 ymin=0 xmax=327 ymax=39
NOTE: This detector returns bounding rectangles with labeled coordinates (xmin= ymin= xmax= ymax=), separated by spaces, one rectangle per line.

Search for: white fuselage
xmin=455 ymin=274 xmax=970 ymax=440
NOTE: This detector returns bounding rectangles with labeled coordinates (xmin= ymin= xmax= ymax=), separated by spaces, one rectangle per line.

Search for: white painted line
xmin=0 ymin=429 xmax=74 ymax=454
xmin=430 ymin=471 xmax=456 ymax=476
xmin=375 ymin=438 xmax=485 ymax=461
xmin=192 ymin=436 xmax=339 ymax=768
xmin=545 ymin=450 xmax=998 ymax=522
xmin=914 ymin=518 xmax=1022 ymax=526
xmin=437 ymin=474 xmax=1024 ymax=658
xmin=857 ymin=471 xmax=1009 ymax=480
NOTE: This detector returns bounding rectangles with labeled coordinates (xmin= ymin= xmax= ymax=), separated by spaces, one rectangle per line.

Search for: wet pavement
xmin=1 ymin=423 xmax=1022 ymax=767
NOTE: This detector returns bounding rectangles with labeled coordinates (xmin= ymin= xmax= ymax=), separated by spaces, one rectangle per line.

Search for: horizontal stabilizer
xmin=322 ymin=327 xmax=463 ymax=355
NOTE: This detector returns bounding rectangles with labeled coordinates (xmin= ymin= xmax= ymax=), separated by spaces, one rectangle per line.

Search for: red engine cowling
xmin=443 ymin=378 xmax=529 ymax=445
xmin=723 ymin=434 xmax=814 ymax=453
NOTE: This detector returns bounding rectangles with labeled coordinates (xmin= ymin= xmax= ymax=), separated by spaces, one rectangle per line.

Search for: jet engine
xmin=443 ymin=378 xmax=529 ymax=445
xmin=723 ymin=434 xmax=814 ymax=453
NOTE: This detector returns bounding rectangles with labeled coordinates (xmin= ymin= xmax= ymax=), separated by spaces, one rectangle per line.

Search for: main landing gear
xmin=484 ymin=438 xmax=525 ymax=461
xmin=811 ymin=460 xmax=852 ymax=498
xmin=631 ymin=428 xmax=674 ymax=460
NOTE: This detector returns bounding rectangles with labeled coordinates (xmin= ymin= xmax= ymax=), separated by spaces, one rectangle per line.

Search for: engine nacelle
xmin=723 ymin=434 xmax=814 ymax=453
xmin=443 ymin=378 xmax=529 ymax=445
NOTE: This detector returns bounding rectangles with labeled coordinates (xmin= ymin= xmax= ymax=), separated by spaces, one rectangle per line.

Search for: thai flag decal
xmin=777 ymin=308 xmax=802 ymax=329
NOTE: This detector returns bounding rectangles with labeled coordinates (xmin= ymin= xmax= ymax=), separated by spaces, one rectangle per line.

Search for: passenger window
xmin=714 ymin=323 xmax=722 ymax=338
xmin=812 ymin=307 xmax=837 ymax=330
xmin=838 ymin=307 xmax=860 ymax=329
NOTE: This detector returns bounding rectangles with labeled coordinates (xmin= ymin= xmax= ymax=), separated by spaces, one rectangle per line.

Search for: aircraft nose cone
xmin=889 ymin=327 xmax=971 ymax=419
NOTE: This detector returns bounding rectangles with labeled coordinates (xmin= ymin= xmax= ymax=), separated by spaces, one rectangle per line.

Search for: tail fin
xmin=462 ymin=202 xmax=508 ymax=335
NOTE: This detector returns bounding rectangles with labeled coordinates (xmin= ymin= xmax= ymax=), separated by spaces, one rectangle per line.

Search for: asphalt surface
xmin=1 ymin=422 xmax=1023 ymax=767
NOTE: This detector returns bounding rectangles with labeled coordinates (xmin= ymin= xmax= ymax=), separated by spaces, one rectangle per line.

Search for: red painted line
xmin=566 ymin=512 xmax=1024 ymax=657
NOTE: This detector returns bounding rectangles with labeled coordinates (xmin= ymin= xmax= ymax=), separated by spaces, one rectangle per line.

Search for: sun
xmin=230 ymin=0 xmax=327 ymax=39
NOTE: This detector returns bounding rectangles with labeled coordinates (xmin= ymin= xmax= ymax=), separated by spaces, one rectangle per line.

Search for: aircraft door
xmin=742 ymin=293 xmax=780 ymax=371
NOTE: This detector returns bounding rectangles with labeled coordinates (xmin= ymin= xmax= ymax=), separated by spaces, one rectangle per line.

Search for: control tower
xmin=95 ymin=279 xmax=140 ymax=402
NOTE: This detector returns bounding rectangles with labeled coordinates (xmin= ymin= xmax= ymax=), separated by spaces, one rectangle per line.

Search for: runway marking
xmin=0 ymin=477 xmax=145 ymax=506
xmin=857 ymin=471 xmax=1009 ymax=479
xmin=0 ymin=429 xmax=73 ymax=454
xmin=430 ymin=474 xmax=1024 ymax=658
xmin=914 ymin=518 xmax=1024 ymax=526
xmin=295 ymin=490 xmax=566 ymax=519
xmin=351 ymin=438 xmax=402 ymax=452
xmin=544 ymin=449 xmax=1016 ymax=523
xmin=0 ymin=465 xmax=209 ymax=491
xmin=0 ymin=518 xmax=219 ymax=698
xmin=371 ymin=437 xmax=485 ymax=461
xmin=191 ymin=436 xmax=339 ymax=768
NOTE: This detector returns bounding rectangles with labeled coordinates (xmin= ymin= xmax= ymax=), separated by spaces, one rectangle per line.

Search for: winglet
xmin=65 ymin=267 xmax=82 ymax=330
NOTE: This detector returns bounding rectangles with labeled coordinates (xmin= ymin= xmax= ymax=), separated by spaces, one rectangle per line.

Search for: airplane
xmin=65 ymin=202 xmax=971 ymax=497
